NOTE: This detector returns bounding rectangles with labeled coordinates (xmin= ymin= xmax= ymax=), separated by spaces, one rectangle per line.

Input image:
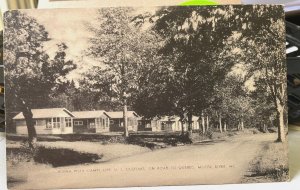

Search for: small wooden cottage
xmin=138 ymin=116 xmax=181 ymax=132
xmin=166 ymin=116 xmax=182 ymax=132
xmin=150 ymin=117 xmax=162 ymax=132
xmin=138 ymin=115 xmax=200 ymax=132
xmin=106 ymin=111 xmax=139 ymax=132
xmin=159 ymin=116 xmax=182 ymax=132
xmin=13 ymin=108 xmax=75 ymax=135
xmin=72 ymin=110 xmax=110 ymax=133
xmin=182 ymin=116 xmax=200 ymax=130
xmin=192 ymin=116 xmax=200 ymax=130
xmin=137 ymin=118 xmax=152 ymax=131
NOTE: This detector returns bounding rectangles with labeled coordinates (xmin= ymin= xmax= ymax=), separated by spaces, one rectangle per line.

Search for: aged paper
xmin=4 ymin=5 xmax=288 ymax=190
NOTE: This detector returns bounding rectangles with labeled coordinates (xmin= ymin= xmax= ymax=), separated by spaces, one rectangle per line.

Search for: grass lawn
xmin=6 ymin=139 xmax=150 ymax=188
xmin=242 ymin=141 xmax=289 ymax=183
xmin=37 ymin=141 xmax=151 ymax=162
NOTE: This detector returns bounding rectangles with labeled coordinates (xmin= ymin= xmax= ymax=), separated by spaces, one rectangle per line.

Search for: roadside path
xmin=13 ymin=133 xmax=276 ymax=189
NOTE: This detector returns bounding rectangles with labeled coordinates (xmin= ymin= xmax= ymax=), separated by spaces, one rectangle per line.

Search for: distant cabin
xmin=106 ymin=111 xmax=139 ymax=132
xmin=72 ymin=110 xmax=110 ymax=133
xmin=13 ymin=108 xmax=74 ymax=135
xmin=150 ymin=116 xmax=183 ymax=132
xmin=138 ymin=115 xmax=200 ymax=132
xmin=138 ymin=116 xmax=182 ymax=132
xmin=182 ymin=116 xmax=200 ymax=131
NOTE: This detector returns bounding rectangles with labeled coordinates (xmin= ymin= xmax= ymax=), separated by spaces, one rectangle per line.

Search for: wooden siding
xmin=109 ymin=117 xmax=138 ymax=132
xmin=73 ymin=116 xmax=110 ymax=133
xmin=15 ymin=117 xmax=73 ymax=135
xmin=138 ymin=119 xmax=199 ymax=132
xmin=73 ymin=119 xmax=96 ymax=133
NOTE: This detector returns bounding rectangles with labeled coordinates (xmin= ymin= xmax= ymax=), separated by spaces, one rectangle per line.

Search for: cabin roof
xmin=192 ymin=116 xmax=200 ymax=121
xmin=13 ymin=108 xmax=74 ymax=120
xmin=72 ymin=110 xmax=107 ymax=119
xmin=106 ymin=111 xmax=139 ymax=119
xmin=151 ymin=115 xmax=199 ymax=122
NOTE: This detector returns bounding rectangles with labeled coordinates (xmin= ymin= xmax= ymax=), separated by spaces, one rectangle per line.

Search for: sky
xmin=21 ymin=7 xmax=257 ymax=91
xmin=23 ymin=8 xmax=159 ymax=82
xmin=24 ymin=9 xmax=99 ymax=81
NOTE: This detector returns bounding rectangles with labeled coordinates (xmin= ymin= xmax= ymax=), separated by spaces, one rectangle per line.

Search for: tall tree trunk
xmin=187 ymin=112 xmax=193 ymax=138
xmin=263 ymin=124 xmax=267 ymax=132
xmin=270 ymin=118 xmax=274 ymax=128
xmin=241 ymin=119 xmax=244 ymax=131
xmin=237 ymin=122 xmax=240 ymax=131
xmin=180 ymin=114 xmax=185 ymax=136
xmin=201 ymin=113 xmax=205 ymax=134
xmin=260 ymin=123 xmax=262 ymax=132
xmin=123 ymin=102 xmax=129 ymax=137
xmin=276 ymin=101 xmax=286 ymax=142
xmin=22 ymin=107 xmax=37 ymax=149
xmin=219 ymin=116 xmax=222 ymax=133
xmin=206 ymin=116 xmax=209 ymax=131
xmin=224 ymin=122 xmax=227 ymax=132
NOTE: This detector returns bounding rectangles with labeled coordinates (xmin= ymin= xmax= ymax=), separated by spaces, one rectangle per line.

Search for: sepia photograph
xmin=4 ymin=5 xmax=288 ymax=190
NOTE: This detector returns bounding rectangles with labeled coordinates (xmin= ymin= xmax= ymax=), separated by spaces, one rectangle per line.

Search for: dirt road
xmin=13 ymin=133 xmax=277 ymax=190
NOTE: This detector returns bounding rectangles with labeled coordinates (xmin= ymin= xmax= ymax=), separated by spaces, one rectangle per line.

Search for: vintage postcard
xmin=4 ymin=5 xmax=288 ymax=190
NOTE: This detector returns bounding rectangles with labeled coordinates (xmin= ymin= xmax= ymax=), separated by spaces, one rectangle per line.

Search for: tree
xmin=86 ymin=8 xmax=162 ymax=137
xmin=77 ymin=68 xmax=123 ymax=111
xmin=220 ymin=6 xmax=286 ymax=142
xmin=147 ymin=6 xmax=239 ymax=136
xmin=4 ymin=11 xmax=76 ymax=147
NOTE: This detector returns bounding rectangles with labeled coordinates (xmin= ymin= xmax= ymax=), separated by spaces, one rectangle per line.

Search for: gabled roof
xmin=159 ymin=116 xmax=170 ymax=122
xmin=192 ymin=116 xmax=199 ymax=121
xmin=148 ymin=116 xmax=180 ymax=122
xmin=182 ymin=116 xmax=200 ymax=121
xmin=72 ymin=110 xmax=107 ymax=119
xmin=169 ymin=116 xmax=181 ymax=121
xmin=13 ymin=108 xmax=74 ymax=120
xmin=151 ymin=115 xmax=199 ymax=122
xmin=106 ymin=111 xmax=139 ymax=119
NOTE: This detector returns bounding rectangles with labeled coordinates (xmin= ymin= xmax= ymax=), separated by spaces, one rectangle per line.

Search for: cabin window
xmin=65 ymin=118 xmax=72 ymax=127
xmin=110 ymin=120 xmax=114 ymax=124
xmin=89 ymin=122 xmax=95 ymax=128
xmin=74 ymin=121 xmax=83 ymax=125
xmin=53 ymin=117 xmax=61 ymax=128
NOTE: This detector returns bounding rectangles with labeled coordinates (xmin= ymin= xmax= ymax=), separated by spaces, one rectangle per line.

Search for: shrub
xmin=6 ymin=141 xmax=35 ymax=166
xmin=33 ymin=146 xmax=102 ymax=167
